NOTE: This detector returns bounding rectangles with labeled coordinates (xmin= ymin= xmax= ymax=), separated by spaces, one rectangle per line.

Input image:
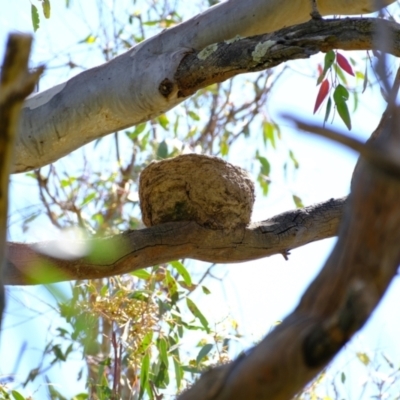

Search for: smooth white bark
xmin=15 ymin=0 xmax=395 ymax=173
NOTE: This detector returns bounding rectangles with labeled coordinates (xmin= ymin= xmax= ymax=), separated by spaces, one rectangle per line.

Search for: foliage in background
xmin=1 ymin=0 xmax=400 ymax=399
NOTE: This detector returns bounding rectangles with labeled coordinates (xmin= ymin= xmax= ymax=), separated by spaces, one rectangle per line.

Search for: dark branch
xmin=176 ymin=18 xmax=400 ymax=96
xmin=5 ymin=197 xmax=345 ymax=285
xmin=0 ymin=33 xmax=43 ymax=328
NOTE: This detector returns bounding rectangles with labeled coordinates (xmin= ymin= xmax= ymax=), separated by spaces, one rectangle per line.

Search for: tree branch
xmin=0 ymin=34 xmax=43 ymax=328
xmin=175 ymin=18 xmax=400 ymax=96
xmin=15 ymin=13 xmax=397 ymax=172
xmin=5 ymin=197 xmax=344 ymax=285
xmin=177 ymin=81 xmax=400 ymax=400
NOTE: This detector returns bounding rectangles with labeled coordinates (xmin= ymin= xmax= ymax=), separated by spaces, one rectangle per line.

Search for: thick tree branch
xmin=177 ymin=93 xmax=400 ymax=400
xmin=5 ymin=197 xmax=344 ymax=285
xmin=15 ymin=8 xmax=395 ymax=172
xmin=0 ymin=34 xmax=43 ymax=328
xmin=175 ymin=18 xmax=400 ymax=96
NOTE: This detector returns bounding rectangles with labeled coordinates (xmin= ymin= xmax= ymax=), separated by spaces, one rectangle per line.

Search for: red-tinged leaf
xmin=336 ymin=53 xmax=354 ymax=76
xmin=313 ymin=79 xmax=330 ymax=114
xmin=317 ymin=64 xmax=323 ymax=76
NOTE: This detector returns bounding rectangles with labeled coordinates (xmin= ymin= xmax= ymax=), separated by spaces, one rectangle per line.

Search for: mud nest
xmin=139 ymin=154 xmax=255 ymax=230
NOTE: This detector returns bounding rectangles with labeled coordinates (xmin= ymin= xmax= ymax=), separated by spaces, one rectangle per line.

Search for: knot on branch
xmin=139 ymin=154 xmax=255 ymax=229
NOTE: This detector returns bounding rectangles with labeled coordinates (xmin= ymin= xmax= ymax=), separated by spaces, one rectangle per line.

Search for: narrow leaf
xmin=139 ymin=353 xmax=150 ymax=399
xmin=333 ymin=63 xmax=347 ymax=85
xmin=336 ymin=101 xmax=352 ymax=130
xmin=288 ymin=150 xmax=299 ymax=169
xmin=131 ymin=270 xmax=151 ymax=280
xmin=257 ymin=155 xmax=270 ymax=176
xmin=188 ymin=111 xmax=200 ymax=121
xmin=201 ymin=286 xmax=211 ymax=295
xmin=323 ymin=97 xmax=332 ymax=126
xmin=170 ymin=260 xmax=192 ymax=286
xmin=165 ymin=270 xmax=178 ymax=297
xmin=336 ymin=52 xmax=354 ymax=76
xmin=42 ymin=0 xmax=51 ymax=18
xmin=186 ymin=298 xmax=209 ymax=332
xmin=173 ymin=356 xmax=183 ymax=390
xmin=12 ymin=391 xmax=26 ymax=400
xmin=292 ymin=195 xmax=304 ymax=208
xmin=196 ymin=344 xmax=213 ymax=364
xmin=157 ymin=337 xmax=169 ymax=367
xmin=362 ymin=65 xmax=368 ymax=93
xmin=333 ymin=84 xmax=349 ymax=103
xmin=317 ymin=51 xmax=335 ymax=84
xmin=333 ymin=84 xmax=351 ymax=130
xmin=262 ymin=122 xmax=276 ymax=148
xmin=313 ymin=79 xmax=330 ymax=114
xmin=323 ymin=50 xmax=336 ymax=73
xmin=31 ymin=5 xmax=40 ymax=31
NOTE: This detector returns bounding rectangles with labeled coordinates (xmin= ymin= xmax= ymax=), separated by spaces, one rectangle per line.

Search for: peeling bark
xmin=13 ymin=0 xmax=395 ymax=172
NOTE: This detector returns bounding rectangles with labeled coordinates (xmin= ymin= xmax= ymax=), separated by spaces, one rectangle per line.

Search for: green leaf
xmin=80 ymin=192 xmax=96 ymax=207
xmin=61 ymin=176 xmax=76 ymax=188
xmin=131 ymin=269 xmax=151 ymax=280
xmin=352 ymin=91 xmax=359 ymax=112
xmin=158 ymin=114 xmax=169 ymax=130
xmin=323 ymin=50 xmax=335 ymax=74
xmin=12 ymin=391 xmax=26 ymax=400
xmin=42 ymin=0 xmax=51 ymax=18
xmin=323 ymin=97 xmax=332 ymax=127
xmin=263 ymin=121 xmax=276 ymax=148
xmin=196 ymin=343 xmax=213 ymax=364
xmin=173 ymin=354 xmax=183 ymax=390
xmin=165 ymin=270 xmax=178 ymax=297
xmin=170 ymin=260 xmax=192 ymax=286
xmin=186 ymin=298 xmax=209 ymax=332
xmin=72 ymin=394 xmax=89 ymax=400
xmin=288 ymin=150 xmax=299 ymax=169
xmin=157 ymin=140 xmax=168 ymax=159
xmin=317 ymin=50 xmax=335 ymax=84
xmin=333 ymin=63 xmax=347 ymax=85
xmin=139 ymin=353 xmax=150 ymax=400
xmin=362 ymin=65 xmax=368 ymax=93
xmin=202 ymin=286 xmax=211 ymax=295
xmin=157 ymin=337 xmax=169 ymax=367
xmin=336 ymin=100 xmax=351 ymax=130
xmin=100 ymin=284 xmax=108 ymax=296
xmin=126 ymin=123 xmax=147 ymax=140
xmin=31 ymin=5 xmax=40 ymax=31
xmin=356 ymin=352 xmax=370 ymax=366
xmin=333 ymin=85 xmax=351 ymax=130
xmin=188 ymin=111 xmax=200 ymax=121
xmin=257 ymin=155 xmax=270 ymax=176
xmin=292 ymin=194 xmax=304 ymax=208
xmin=333 ymin=84 xmax=349 ymax=103
xmin=79 ymin=34 xmax=97 ymax=44
xmin=220 ymin=134 xmax=229 ymax=156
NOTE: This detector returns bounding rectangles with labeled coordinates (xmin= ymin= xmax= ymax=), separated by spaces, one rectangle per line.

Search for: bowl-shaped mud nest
xmin=139 ymin=154 xmax=255 ymax=230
